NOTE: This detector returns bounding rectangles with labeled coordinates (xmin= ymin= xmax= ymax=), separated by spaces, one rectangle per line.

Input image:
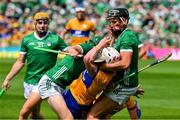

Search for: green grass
xmin=0 ymin=59 xmax=180 ymax=119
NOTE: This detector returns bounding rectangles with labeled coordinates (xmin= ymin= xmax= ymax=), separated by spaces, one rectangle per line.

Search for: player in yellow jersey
xmin=67 ymin=35 xmax=144 ymax=119
xmin=62 ymin=36 xmax=120 ymax=118
xmin=60 ymin=7 xmax=99 ymax=45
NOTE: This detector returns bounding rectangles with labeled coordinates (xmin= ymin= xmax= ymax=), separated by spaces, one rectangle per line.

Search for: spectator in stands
xmin=60 ymin=7 xmax=99 ymax=45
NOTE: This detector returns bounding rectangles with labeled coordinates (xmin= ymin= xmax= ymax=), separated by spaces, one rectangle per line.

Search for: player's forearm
xmin=60 ymin=31 xmax=66 ymax=39
xmin=139 ymin=47 xmax=146 ymax=59
xmin=101 ymin=61 xmax=129 ymax=71
xmin=60 ymin=34 xmax=65 ymax=40
xmin=84 ymin=45 xmax=102 ymax=76
xmin=85 ymin=45 xmax=102 ymax=63
xmin=5 ymin=59 xmax=25 ymax=82
xmin=100 ymin=52 xmax=132 ymax=71
xmin=60 ymin=29 xmax=69 ymax=39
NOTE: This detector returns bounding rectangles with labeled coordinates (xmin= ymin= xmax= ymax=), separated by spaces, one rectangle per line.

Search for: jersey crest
xmin=47 ymin=42 xmax=52 ymax=47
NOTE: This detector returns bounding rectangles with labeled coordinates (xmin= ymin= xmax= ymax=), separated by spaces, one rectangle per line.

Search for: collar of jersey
xmin=34 ymin=31 xmax=50 ymax=40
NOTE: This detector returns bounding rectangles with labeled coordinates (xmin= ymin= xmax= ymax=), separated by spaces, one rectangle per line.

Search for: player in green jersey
xmin=87 ymin=8 xmax=141 ymax=119
xmin=37 ymin=35 xmax=143 ymax=119
xmin=1 ymin=12 xmax=69 ymax=119
xmin=15 ymin=38 xmax=97 ymax=119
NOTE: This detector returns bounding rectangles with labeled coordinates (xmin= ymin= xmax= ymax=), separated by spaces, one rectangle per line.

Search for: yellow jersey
xmin=66 ymin=18 xmax=95 ymax=45
xmin=70 ymin=69 xmax=114 ymax=105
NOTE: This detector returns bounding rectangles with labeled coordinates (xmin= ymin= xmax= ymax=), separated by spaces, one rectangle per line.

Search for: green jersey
xmin=113 ymin=28 xmax=139 ymax=87
xmin=82 ymin=34 xmax=139 ymax=87
xmin=45 ymin=55 xmax=85 ymax=88
xmin=20 ymin=32 xmax=67 ymax=85
xmin=44 ymin=36 xmax=103 ymax=88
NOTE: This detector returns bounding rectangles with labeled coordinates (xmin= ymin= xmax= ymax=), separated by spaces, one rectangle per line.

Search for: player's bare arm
xmin=65 ymin=45 xmax=84 ymax=58
xmin=2 ymin=54 xmax=26 ymax=91
xmin=60 ymin=29 xmax=70 ymax=40
xmin=100 ymin=51 xmax=133 ymax=71
xmin=84 ymin=37 xmax=111 ymax=76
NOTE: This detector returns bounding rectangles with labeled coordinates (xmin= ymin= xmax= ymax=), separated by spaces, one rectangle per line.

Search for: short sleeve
xmin=20 ymin=38 xmax=27 ymax=53
xmin=120 ymin=34 xmax=136 ymax=52
xmin=79 ymin=43 xmax=93 ymax=55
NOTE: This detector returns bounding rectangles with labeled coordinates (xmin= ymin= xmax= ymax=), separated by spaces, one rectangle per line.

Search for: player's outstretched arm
xmin=2 ymin=54 xmax=25 ymax=91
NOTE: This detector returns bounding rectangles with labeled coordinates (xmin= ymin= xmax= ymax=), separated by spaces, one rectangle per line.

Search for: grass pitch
xmin=0 ymin=58 xmax=180 ymax=119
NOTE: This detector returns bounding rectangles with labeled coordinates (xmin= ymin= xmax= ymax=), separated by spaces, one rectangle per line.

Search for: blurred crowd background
xmin=0 ymin=0 xmax=179 ymax=48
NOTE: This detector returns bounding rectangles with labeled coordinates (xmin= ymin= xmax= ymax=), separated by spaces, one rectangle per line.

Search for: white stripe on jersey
xmin=120 ymin=49 xmax=133 ymax=52
xmin=124 ymin=68 xmax=130 ymax=86
xmin=138 ymin=44 xmax=143 ymax=48
xmin=54 ymin=67 xmax=67 ymax=79
xmin=20 ymin=51 xmax=27 ymax=54
xmin=52 ymin=65 xmax=66 ymax=79
xmin=52 ymin=65 xmax=67 ymax=79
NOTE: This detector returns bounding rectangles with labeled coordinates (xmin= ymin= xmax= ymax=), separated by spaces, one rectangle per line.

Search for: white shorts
xmin=105 ymin=84 xmax=138 ymax=105
xmin=24 ymin=82 xmax=39 ymax=99
xmin=38 ymin=75 xmax=65 ymax=99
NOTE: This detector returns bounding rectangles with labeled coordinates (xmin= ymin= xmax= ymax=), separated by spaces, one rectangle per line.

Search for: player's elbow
xmin=83 ymin=55 xmax=92 ymax=64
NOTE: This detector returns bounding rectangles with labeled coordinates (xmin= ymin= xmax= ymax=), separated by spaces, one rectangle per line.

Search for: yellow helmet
xmin=33 ymin=12 xmax=50 ymax=22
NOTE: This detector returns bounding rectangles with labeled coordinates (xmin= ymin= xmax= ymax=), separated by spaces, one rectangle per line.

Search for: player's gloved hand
xmin=2 ymin=80 xmax=11 ymax=91
xmin=135 ymin=85 xmax=144 ymax=98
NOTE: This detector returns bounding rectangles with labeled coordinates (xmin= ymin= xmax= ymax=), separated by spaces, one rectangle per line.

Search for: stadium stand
xmin=0 ymin=0 xmax=179 ymax=58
